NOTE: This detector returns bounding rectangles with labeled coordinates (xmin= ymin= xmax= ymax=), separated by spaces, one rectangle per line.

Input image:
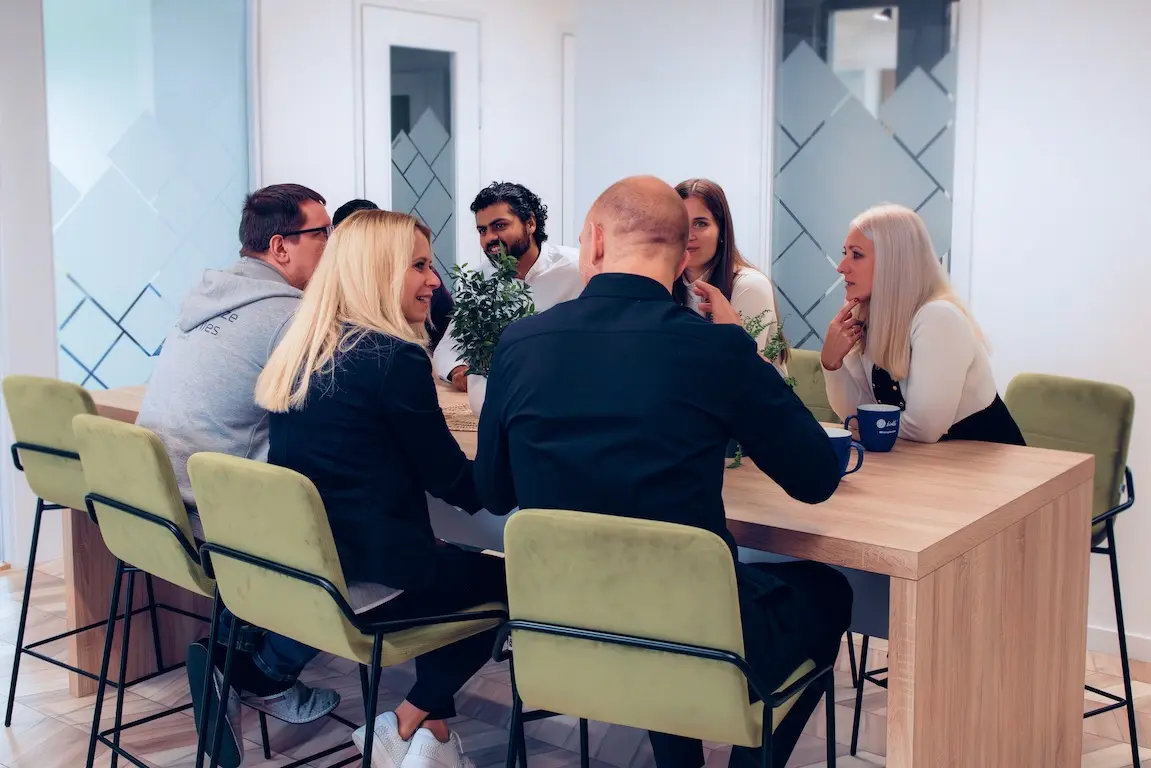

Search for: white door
xmin=361 ymin=6 xmax=481 ymax=278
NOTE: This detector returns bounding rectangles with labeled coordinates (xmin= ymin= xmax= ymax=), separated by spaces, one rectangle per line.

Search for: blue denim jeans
xmin=217 ymin=608 xmax=318 ymax=683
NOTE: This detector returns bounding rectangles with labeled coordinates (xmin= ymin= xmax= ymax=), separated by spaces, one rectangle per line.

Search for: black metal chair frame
xmin=198 ymin=541 xmax=508 ymax=768
xmin=847 ymin=467 xmax=1139 ymax=765
xmin=80 ymin=491 xmax=215 ymax=768
xmin=5 ymin=442 xmax=191 ymax=730
xmin=492 ymin=620 xmax=837 ymax=768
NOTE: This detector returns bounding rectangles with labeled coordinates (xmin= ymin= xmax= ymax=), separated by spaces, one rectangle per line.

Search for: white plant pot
xmin=467 ymin=374 xmax=488 ymax=416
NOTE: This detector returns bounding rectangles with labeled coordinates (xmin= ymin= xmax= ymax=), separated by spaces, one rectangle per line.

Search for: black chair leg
xmin=1106 ymin=521 xmax=1140 ymax=768
xmin=144 ymin=574 xmax=165 ymax=672
xmin=259 ymin=712 xmax=272 ymax=759
xmin=361 ymin=635 xmax=384 ymax=768
xmin=194 ymin=590 xmax=223 ymax=768
xmin=825 ymin=673 xmax=837 ymax=767
xmin=5 ymin=498 xmax=44 ymax=728
xmin=109 ymin=569 xmax=138 ymax=768
xmin=760 ymin=715 xmax=773 ymax=768
xmin=579 ymin=718 xmax=589 ymax=768
xmin=359 ymin=664 xmax=371 ymax=717
xmin=208 ymin=615 xmax=241 ymax=768
xmin=86 ymin=560 xmax=126 ymax=768
xmin=850 ymin=634 xmax=868 ymax=755
xmin=506 ymin=660 xmax=524 ymax=768
xmin=846 ymin=632 xmax=858 ymax=689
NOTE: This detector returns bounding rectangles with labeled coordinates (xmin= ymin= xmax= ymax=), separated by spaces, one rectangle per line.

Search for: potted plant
xmin=447 ymin=244 xmax=536 ymax=415
xmin=728 ymin=309 xmax=794 ymax=468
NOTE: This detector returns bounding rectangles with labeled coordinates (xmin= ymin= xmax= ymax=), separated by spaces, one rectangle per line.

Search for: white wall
xmin=0 ymin=0 xmax=63 ymax=566
xmin=254 ymin=0 xmax=576 ymax=245
xmin=963 ymin=0 xmax=1151 ymax=659
xmin=574 ymin=0 xmax=771 ymax=267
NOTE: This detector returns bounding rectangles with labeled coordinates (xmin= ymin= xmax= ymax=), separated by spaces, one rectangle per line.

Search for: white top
xmin=684 ymin=266 xmax=789 ymax=378
xmin=433 ymin=242 xmax=583 ymax=381
xmin=823 ymin=300 xmax=997 ymax=443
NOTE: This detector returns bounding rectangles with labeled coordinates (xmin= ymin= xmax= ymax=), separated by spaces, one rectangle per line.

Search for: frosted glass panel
xmin=390 ymin=47 xmax=457 ymax=285
xmin=43 ymin=0 xmax=249 ymax=390
xmin=775 ymin=1 xmax=958 ymax=348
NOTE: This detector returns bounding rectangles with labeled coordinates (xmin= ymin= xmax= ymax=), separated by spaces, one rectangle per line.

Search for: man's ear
xmin=526 ymin=214 xmax=537 ymax=237
xmin=268 ymin=234 xmax=290 ymax=265
xmin=592 ymin=223 xmax=606 ymax=268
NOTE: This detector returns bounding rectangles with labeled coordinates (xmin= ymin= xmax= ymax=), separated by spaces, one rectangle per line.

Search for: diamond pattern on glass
xmin=916 ymin=189 xmax=953 ymax=259
xmin=932 ymin=49 xmax=958 ymax=94
xmin=392 ymin=131 xmax=419 ymax=173
xmin=773 ymin=234 xmax=840 ymax=315
xmin=778 ymin=42 xmax=850 ymax=143
xmin=877 ymin=67 xmax=954 ymax=155
xmin=45 ymin=1 xmax=250 ymax=389
xmin=778 ymin=97 xmax=938 ymax=257
xmin=416 ymin=179 xmax=453 ymax=236
xmin=918 ymin=125 xmax=955 ymax=191
xmin=772 ymin=35 xmax=956 ymax=347
xmin=410 ymin=108 xmax=450 ymax=162
xmin=404 ymin=154 xmax=435 ymax=197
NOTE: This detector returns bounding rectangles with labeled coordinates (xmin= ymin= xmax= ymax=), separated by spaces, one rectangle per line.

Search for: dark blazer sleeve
xmin=474 ymin=343 xmax=518 ymax=516
xmin=381 ymin=341 xmax=482 ymax=513
xmin=727 ymin=331 xmax=842 ymax=504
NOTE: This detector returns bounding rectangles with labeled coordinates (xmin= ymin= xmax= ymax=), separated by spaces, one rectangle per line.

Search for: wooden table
xmin=69 ymin=384 xmax=1094 ymax=767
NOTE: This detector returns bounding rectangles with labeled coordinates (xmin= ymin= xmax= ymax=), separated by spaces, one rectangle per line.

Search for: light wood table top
xmin=91 ymin=383 xmax=1092 ymax=581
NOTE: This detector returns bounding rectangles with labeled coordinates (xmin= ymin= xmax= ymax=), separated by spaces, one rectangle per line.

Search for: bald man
xmin=475 ymin=176 xmax=853 ymax=768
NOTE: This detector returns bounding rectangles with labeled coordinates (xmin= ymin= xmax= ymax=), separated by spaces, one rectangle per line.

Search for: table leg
xmin=885 ymin=480 xmax=1091 ymax=766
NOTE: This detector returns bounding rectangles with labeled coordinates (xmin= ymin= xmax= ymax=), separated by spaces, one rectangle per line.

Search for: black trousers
xmin=648 ymin=561 xmax=853 ymax=768
xmin=359 ymin=545 xmax=508 ymax=721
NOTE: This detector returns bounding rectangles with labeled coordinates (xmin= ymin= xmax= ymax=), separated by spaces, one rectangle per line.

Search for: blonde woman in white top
xmin=674 ymin=178 xmax=789 ymax=379
xmin=822 ymin=203 xmax=1024 ymax=445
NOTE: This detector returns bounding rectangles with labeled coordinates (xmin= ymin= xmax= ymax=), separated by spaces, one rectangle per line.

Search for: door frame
xmin=358 ymin=1 xmax=482 ymax=267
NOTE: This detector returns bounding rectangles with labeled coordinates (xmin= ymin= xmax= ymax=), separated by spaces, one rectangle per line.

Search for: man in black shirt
xmin=475 ymin=176 xmax=852 ymax=768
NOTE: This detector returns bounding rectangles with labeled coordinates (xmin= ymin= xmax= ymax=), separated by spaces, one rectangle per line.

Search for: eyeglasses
xmin=278 ymin=225 xmax=332 ymax=239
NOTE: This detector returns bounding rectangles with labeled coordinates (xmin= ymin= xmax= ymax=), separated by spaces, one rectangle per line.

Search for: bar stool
xmin=186 ymin=451 xmax=507 ymax=768
xmin=72 ymin=414 xmax=227 ymax=767
xmin=1005 ymin=373 xmax=1139 ymax=768
xmin=0 ymin=375 xmax=171 ymax=727
xmin=497 ymin=508 xmax=837 ymax=768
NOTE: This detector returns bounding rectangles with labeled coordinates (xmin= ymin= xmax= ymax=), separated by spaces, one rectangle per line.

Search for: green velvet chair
xmin=788 ymin=349 xmax=838 ymax=424
xmin=1004 ymin=373 xmax=1138 ymax=767
xmin=496 ymin=508 xmax=837 ymax=768
xmin=0 ymin=376 xmax=169 ymax=732
xmin=71 ymin=414 xmax=219 ymax=768
xmin=186 ymin=452 xmax=507 ymax=768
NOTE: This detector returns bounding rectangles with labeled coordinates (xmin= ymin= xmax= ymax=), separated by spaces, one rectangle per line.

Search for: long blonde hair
xmin=853 ymin=203 xmax=982 ymax=380
xmin=255 ymin=209 xmax=431 ymax=412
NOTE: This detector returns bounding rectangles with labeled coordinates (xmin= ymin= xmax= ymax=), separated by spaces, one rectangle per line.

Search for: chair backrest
xmin=1004 ymin=373 xmax=1134 ymax=525
xmin=788 ymin=349 xmax=838 ymax=424
xmin=504 ymin=509 xmax=760 ymax=747
xmin=186 ymin=452 xmax=368 ymax=661
xmin=71 ymin=415 xmax=214 ymax=597
xmin=2 ymin=375 xmax=96 ymax=510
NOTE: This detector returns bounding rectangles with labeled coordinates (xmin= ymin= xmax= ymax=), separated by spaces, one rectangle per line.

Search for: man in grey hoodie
xmin=137 ymin=183 xmax=336 ymax=766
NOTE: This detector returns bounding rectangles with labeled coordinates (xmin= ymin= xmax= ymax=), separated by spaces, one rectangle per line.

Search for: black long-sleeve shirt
xmin=268 ymin=331 xmax=480 ymax=590
xmin=475 ymin=273 xmax=841 ymax=597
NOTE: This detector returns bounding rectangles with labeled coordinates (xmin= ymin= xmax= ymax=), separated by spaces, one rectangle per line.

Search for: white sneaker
xmin=401 ymin=728 xmax=475 ymax=768
xmin=352 ymin=711 xmax=412 ymax=768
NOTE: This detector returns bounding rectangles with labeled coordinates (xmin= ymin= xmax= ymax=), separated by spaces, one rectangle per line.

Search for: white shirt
xmin=433 ymin=242 xmax=583 ymax=381
xmin=823 ymin=300 xmax=998 ymax=443
xmin=684 ymin=266 xmax=789 ymax=378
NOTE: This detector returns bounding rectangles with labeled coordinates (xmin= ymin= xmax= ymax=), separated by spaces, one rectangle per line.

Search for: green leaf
xmin=447 ymin=243 xmax=537 ymax=377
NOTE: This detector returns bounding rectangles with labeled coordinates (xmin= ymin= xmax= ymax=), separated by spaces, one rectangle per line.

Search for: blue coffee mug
xmin=823 ymin=426 xmax=864 ymax=475
xmin=845 ymin=404 xmax=902 ymax=453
